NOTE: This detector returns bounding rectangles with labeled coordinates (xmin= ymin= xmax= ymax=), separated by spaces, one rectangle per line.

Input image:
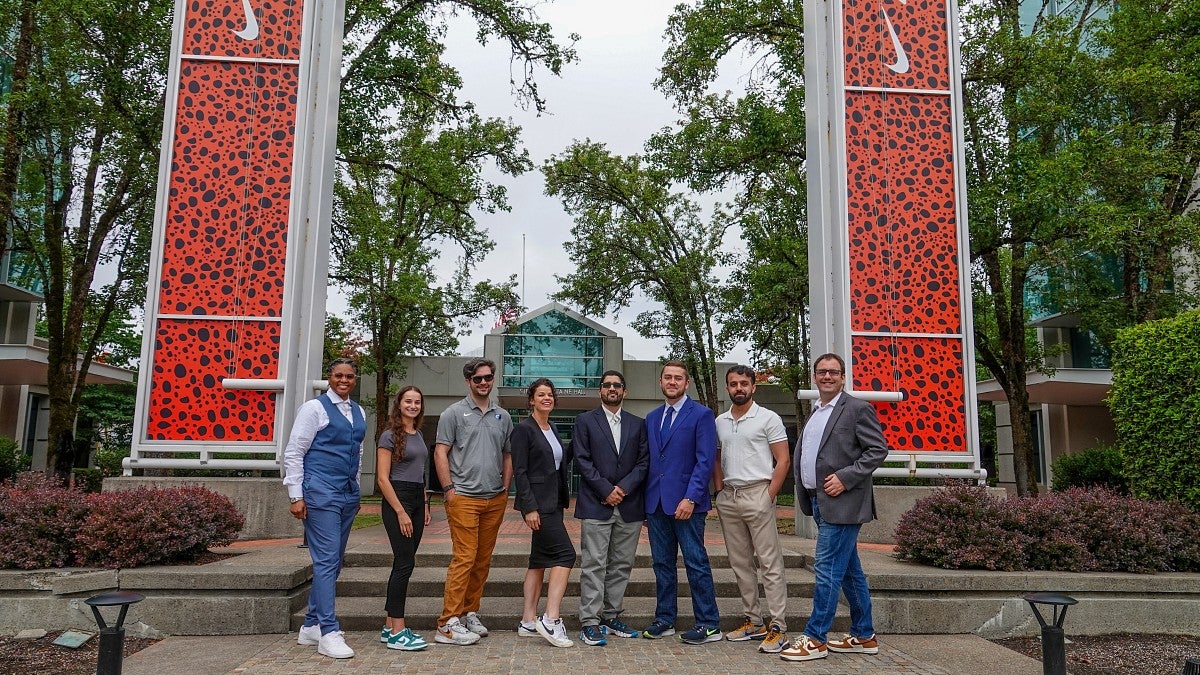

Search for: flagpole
xmin=521 ymin=232 xmax=526 ymax=307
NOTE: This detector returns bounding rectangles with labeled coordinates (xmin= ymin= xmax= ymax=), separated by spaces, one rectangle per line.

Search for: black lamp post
xmin=84 ymin=591 xmax=145 ymax=675
xmin=1023 ymin=592 xmax=1078 ymax=675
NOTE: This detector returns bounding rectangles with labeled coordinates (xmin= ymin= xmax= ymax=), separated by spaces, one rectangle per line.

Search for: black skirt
xmin=528 ymin=509 xmax=577 ymax=569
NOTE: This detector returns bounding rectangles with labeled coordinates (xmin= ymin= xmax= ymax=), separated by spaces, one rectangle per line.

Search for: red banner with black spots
xmin=143 ymin=0 xmax=304 ymax=443
xmin=841 ymin=0 xmax=971 ymax=453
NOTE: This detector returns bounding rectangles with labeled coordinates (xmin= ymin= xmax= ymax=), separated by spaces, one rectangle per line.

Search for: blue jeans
xmin=646 ymin=508 xmax=720 ymax=628
xmin=804 ymin=497 xmax=874 ymax=643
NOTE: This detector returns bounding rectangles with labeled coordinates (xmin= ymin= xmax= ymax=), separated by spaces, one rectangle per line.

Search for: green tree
xmin=962 ymin=0 xmax=1100 ymax=495
xmin=332 ymin=108 xmax=524 ymax=439
xmin=2 ymin=0 xmax=165 ymax=476
xmin=544 ymin=140 xmax=729 ymax=411
xmin=650 ymin=0 xmax=810 ymax=423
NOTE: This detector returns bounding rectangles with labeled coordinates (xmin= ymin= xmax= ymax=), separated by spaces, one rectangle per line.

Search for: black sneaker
xmin=641 ymin=620 xmax=675 ymax=639
xmin=600 ymin=617 xmax=640 ymax=638
xmin=679 ymin=626 xmax=723 ymax=644
xmin=580 ymin=624 xmax=607 ymax=646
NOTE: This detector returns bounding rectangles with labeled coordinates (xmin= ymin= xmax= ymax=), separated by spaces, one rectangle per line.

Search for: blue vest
xmin=303 ymin=394 xmax=366 ymax=493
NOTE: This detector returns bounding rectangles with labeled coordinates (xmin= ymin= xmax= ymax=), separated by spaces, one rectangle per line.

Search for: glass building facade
xmin=501 ymin=309 xmax=606 ymax=389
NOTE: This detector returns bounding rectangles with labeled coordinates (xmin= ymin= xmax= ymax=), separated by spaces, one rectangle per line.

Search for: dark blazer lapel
xmin=597 ymin=408 xmax=619 ymax=456
xmin=525 ymin=417 xmax=554 ymax=468
xmin=617 ymin=410 xmax=634 ymax=456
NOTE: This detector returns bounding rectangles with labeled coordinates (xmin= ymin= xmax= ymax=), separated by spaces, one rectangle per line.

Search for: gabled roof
xmin=490 ymin=301 xmax=618 ymax=338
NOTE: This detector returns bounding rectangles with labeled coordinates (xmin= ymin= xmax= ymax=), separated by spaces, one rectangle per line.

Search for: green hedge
xmin=1109 ymin=309 xmax=1200 ymax=512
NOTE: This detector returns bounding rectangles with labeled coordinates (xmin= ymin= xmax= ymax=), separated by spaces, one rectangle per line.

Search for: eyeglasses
xmin=600 ymin=382 xmax=625 ymax=389
xmin=814 ymin=369 xmax=844 ymax=376
xmin=470 ymin=373 xmax=495 ymax=384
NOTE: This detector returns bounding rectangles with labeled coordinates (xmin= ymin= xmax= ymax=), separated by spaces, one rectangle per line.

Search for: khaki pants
xmin=715 ymin=482 xmax=788 ymax=630
xmin=439 ymin=492 xmax=508 ymax=625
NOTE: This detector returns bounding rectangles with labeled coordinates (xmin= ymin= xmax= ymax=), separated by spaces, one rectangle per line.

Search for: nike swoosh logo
xmin=233 ymin=0 xmax=259 ymax=41
xmin=881 ymin=5 xmax=910 ymax=74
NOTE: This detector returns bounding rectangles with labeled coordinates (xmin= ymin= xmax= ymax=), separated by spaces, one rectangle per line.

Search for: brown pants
xmin=439 ymin=492 xmax=508 ymax=625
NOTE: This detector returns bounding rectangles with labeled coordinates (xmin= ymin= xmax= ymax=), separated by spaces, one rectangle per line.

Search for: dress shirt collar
xmin=325 ymin=388 xmax=351 ymax=405
xmin=663 ymin=395 xmax=689 ymax=414
xmin=814 ymin=391 xmax=842 ymax=412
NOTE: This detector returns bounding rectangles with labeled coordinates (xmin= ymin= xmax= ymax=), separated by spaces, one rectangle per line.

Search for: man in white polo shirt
xmin=713 ymin=365 xmax=792 ymax=654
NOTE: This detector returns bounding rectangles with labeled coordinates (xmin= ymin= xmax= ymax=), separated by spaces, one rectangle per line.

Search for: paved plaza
xmin=124 ymin=630 xmax=1040 ymax=674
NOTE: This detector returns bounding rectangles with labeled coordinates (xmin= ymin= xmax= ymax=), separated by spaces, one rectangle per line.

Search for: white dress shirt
xmin=282 ymin=389 xmax=364 ymax=500
xmin=799 ymin=392 xmax=841 ymax=490
xmin=606 ymin=407 xmax=622 ymax=454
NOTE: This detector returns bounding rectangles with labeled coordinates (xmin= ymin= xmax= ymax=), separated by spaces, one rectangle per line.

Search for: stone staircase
xmin=292 ymin=540 xmax=850 ymax=633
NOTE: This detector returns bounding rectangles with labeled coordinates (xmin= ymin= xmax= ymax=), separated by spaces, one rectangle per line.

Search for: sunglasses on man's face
xmin=470 ymin=373 xmax=495 ymax=384
xmin=600 ymin=382 xmax=625 ymax=389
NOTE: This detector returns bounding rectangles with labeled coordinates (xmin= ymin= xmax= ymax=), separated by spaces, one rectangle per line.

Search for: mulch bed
xmin=991 ymin=633 xmax=1200 ymax=675
xmin=0 ymin=630 xmax=159 ymax=675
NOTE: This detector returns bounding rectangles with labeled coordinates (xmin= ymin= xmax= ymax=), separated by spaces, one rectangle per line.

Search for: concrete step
xmin=343 ymin=547 xmax=812 ymax=570
xmin=336 ymin=565 xmax=817 ymax=599
xmin=295 ymin=594 xmax=849 ymax=633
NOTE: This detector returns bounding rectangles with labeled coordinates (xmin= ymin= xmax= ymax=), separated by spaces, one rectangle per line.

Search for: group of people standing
xmin=283 ymin=353 xmax=888 ymax=665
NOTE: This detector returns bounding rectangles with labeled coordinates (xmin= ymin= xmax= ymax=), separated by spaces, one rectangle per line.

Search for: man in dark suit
xmin=572 ymin=369 xmax=649 ymax=646
xmin=641 ymin=360 xmax=721 ymax=645
xmin=781 ymin=353 xmax=889 ymax=663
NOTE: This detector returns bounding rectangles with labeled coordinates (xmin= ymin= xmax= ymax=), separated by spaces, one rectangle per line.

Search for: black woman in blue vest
xmin=283 ymin=358 xmax=366 ymax=659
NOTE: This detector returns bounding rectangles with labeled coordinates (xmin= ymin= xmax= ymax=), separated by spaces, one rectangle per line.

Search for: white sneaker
xmin=518 ymin=621 xmax=539 ymax=636
xmin=435 ymin=617 xmax=481 ymax=645
xmin=297 ymin=624 xmax=321 ymax=646
xmin=464 ymin=611 xmax=489 ymax=637
xmin=317 ymin=631 xmax=355 ymax=658
xmin=536 ymin=615 xmax=574 ymax=648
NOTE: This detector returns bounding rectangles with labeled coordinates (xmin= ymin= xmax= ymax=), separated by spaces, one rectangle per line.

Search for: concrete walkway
xmin=119 ymin=503 xmax=1043 ymax=674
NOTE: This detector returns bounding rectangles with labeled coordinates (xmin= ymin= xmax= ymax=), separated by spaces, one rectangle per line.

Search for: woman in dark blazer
xmin=512 ymin=377 xmax=577 ymax=648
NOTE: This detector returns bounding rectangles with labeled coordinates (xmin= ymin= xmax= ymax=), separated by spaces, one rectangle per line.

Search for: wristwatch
xmin=289 ymin=496 xmax=303 ymax=503
xmin=684 ymin=498 xmax=696 ymax=506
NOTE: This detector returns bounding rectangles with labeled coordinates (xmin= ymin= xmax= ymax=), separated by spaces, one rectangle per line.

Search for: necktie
xmin=663 ymin=406 xmax=675 ymax=431
xmin=609 ymin=414 xmax=621 ymax=454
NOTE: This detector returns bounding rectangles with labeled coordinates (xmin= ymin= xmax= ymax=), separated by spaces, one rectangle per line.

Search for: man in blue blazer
xmin=641 ymin=360 xmax=721 ymax=645
xmin=572 ymin=369 xmax=650 ymax=646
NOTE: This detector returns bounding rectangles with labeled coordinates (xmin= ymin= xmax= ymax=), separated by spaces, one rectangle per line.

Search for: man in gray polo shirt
xmin=713 ymin=365 xmax=792 ymax=654
xmin=432 ymin=358 xmax=513 ymax=646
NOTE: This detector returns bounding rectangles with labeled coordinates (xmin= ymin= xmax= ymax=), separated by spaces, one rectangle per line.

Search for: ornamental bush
xmin=0 ymin=476 xmax=243 ymax=570
xmin=75 ymin=486 xmax=244 ymax=568
xmin=1109 ymin=309 xmax=1200 ymax=512
xmin=893 ymin=484 xmax=1027 ymax=571
xmin=0 ymin=436 xmax=31 ymax=482
xmin=1050 ymin=445 xmax=1128 ymax=494
xmin=894 ymin=485 xmax=1200 ymax=573
xmin=0 ymin=473 xmax=90 ymax=569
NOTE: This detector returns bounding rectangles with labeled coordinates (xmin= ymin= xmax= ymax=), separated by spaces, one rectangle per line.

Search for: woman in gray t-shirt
xmin=376 ymin=385 xmax=431 ymax=651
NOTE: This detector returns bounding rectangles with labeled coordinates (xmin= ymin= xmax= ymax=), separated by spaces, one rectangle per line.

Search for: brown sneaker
xmin=779 ymin=634 xmax=827 ymax=661
xmin=757 ymin=624 xmax=787 ymax=653
xmin=827 ymin=633 xmax=879 ymax=654
xmin=725 ymin=619 xmax=766 ymax=642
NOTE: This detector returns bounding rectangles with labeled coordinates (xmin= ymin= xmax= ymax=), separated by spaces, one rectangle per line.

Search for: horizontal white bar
xmin=874 ymin=466 xmax=987 ymax=482
xmin=182 ymin=54 xmax=301 ymax=66
xmin=797 ymin=390 xmax=905 ymax=402
xmin=154 ymin=314 xmax=284 ymax=322
xmin=851 ymin=331 xmax=965 ymax=339
xmin=845 ymin=86 xmax=952 ymax=96
xmin=122 ymin=457 xmax=281 ymax=471
xmin=221 ymin=379 xmax=329 ymax=391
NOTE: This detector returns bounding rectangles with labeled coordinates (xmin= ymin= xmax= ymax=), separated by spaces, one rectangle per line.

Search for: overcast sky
xmin=333 ymin=0 xmax=757 ymax=363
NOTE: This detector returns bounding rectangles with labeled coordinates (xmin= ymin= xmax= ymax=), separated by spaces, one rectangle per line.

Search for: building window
xmin=502 ymin=310 xmax=605 ymax=389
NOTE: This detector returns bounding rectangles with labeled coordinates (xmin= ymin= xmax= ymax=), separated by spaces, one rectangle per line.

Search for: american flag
xmin=492 ymin=306 xmax=519 ymax=329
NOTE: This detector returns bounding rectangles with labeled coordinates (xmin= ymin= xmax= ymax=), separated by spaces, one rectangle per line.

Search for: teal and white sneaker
xmin=386 ymin=627 xmax=429 ymax=651
xmin=380 ymin=626 xmax=392 ymax=643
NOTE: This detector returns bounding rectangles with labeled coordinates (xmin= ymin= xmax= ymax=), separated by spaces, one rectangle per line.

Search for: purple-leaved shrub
xmin=894 ymin=484 xmax=1200 ymax=573
xmin=75 ymin=486 xmax=244 ymax=568
xmin=893 ymin=484 xmax=1026 ymax=570
xmin=0 ymin=473 xmax=90 ymax=569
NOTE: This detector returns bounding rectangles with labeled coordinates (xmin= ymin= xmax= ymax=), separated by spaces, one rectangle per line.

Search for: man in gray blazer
xmin=781 ymin=353 xmax=888 ymax=663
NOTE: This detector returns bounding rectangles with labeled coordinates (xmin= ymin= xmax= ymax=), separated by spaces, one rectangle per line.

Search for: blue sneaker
xmin=600 ymin=617 xmax=640 ymax=638
xmin=679 ymin=626 xmax=723 ymax=644
xmin=641 ymin=620 xmax=675 ymax=639
xmin=580 ymin=624 xmax=607 ymax=646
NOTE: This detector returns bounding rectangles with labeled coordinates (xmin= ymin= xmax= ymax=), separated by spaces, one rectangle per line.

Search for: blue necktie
xmin=663 ymin=406 xmax=675 ymax=431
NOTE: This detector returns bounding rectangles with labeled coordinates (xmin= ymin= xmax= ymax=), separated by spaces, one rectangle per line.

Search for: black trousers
xmin=381 ymin=480 xmax=425 ymax=618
